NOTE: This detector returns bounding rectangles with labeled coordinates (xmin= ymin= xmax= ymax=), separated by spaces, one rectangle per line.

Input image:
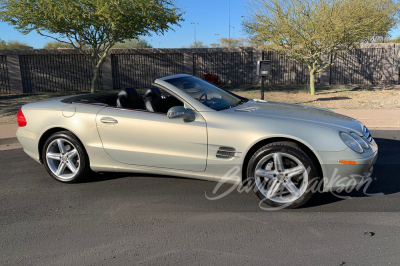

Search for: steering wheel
xmin=197 ymin=93 xmax=208 ymax=103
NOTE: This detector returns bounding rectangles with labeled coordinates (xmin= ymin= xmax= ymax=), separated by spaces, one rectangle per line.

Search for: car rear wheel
xmin=247 ymin=141 xmax=320 ymax=209
xmin=42 ymin=131 xmax=92 ymax=183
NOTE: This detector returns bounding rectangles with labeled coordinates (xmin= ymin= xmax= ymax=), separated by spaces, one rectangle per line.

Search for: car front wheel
xmin=247 ymin=141 xmax=320 ymax=209
xmin=42 ymin=131 xmax=92 ymax=183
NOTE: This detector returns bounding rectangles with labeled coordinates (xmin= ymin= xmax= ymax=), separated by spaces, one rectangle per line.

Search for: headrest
xmin=144 ymin=87 xmax=162 ymax=98
xmin=118 ymin=88 xmax=141 ymax=102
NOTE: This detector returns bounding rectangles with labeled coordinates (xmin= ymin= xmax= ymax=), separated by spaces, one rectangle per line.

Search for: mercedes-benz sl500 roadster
xmin=16 ymin=74 xmax=378 ymax=208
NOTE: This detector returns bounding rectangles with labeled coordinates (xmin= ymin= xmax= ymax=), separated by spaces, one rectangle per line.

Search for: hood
xmin=227 ymin=100 xmax=363 ymax=133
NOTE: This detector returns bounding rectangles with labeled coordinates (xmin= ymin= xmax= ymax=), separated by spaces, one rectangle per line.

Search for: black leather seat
xmin=144 ymin=87 xmax=168 ymax=113
xmin=164 ymin=95 xmax=183 ymax=110
xmin=116 ymin=88 xmax=145 ymax=110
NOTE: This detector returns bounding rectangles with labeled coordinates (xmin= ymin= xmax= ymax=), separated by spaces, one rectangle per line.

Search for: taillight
xmin=17 ymin=109 xmax=27 ymax=127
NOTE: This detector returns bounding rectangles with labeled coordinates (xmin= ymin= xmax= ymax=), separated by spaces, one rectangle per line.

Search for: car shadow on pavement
xmin=84 ymin=171 xmax=204 ymax=184
xmin=80 ymin=137 xmax=400 ymax=210
xmin=82 ymin=172 xmax=130 ymax=183
xmin=302 ymin=137 xmax=400 ymax=208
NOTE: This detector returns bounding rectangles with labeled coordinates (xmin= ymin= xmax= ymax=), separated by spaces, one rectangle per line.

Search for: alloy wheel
xmin=46 ymin=138 xmax=81 ymax=181
xmin=254 ymin=152 xmax=308 ymax=203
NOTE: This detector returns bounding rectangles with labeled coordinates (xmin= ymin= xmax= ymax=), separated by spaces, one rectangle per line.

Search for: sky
xmin=0 ymin=0 xmax=399 ymax=49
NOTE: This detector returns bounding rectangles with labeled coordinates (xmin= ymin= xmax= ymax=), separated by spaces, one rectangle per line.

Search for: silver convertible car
xmin=16 ymin=74 xmax=378 ymax=208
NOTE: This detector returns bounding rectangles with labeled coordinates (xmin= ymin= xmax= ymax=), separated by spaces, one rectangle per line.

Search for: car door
xmin=96 ymin=106 xmax=207 ymax=172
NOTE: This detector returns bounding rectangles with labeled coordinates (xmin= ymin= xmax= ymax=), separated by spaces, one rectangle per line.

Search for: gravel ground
xmin=1 ymin=84 xmax=399 ymax=124
xmin=232 ymin=84 xmax=400 ymax=110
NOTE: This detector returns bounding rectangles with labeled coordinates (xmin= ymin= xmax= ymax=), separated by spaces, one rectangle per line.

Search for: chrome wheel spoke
xmin=273 ymin=153 xmax=284 ymax=172
xmin=285 ymin=165 xmax=305 ymax=179
xmin=56 ymin=162 xmax=67 ymax=176
xmin=66 ymin=159 xmax=78 ymax=173
xmin=284 ymin=180 xmax=301 ymax=197
xmin=57 ymin=139 xmax=67 ymax=154
xmin=47 ymin=152 xmax=61 ymax=160
xmin=267 ymin=179 xmax=281 ymax=199
xmin=255 ymin=169 xmax=276 ymax=180
xmin=67 ymin=149 xmax=78 ymax=158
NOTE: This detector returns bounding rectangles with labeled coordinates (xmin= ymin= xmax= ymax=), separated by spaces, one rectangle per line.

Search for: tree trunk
xmin=91 ymin=63 xmax=100 ymax=93
xmin=309 ymin=68 xmax=317 ymax=95
xmin=90 ymin=46 xmax=111 ymax=93
xmin=90 ymin=53 xmax=98 ymax=93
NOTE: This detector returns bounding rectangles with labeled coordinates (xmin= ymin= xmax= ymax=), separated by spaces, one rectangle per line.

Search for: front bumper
xmin=319 ymin=148 xmax=378 ymax=192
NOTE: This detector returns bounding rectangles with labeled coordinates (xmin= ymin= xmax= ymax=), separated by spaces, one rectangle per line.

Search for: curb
xmin=0 ymin=137 xmax=19 ymax=145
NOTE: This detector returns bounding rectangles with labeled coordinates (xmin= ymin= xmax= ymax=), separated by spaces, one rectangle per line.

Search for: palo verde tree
xmin=189 ymin=41 xmax=208 ymax=48
xmin=243 ymin=0 xmax=398 ymax=95
xmin=0 ymin=39 xmax=32 ymax=49
xmin=0 ymin=0 xmax=183 ymax=93
xmin=113 ymin=38 xmax=153 ymax=49
xmin=43 ymin=41 xmax=74 ymax=49
xmin=219 ymin=38 xmax=244 ymax=48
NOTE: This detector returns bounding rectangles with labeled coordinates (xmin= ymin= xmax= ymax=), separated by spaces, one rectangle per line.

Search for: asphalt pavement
xmin=1 ymin=130 xmax=400 ymax=265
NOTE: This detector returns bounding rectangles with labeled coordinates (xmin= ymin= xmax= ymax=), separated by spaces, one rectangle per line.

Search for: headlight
xmin=350 ymin=132 xmax=369 ymax=149
xmin=340 ymin=132 xmax=363 ymax=153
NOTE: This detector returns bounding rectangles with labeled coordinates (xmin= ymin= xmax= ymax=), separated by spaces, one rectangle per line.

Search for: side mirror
xmin=167 ymin=106 xmax=194 ymax=121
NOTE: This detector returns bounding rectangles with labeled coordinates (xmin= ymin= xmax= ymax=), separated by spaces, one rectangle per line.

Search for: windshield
xmin=164 ymin=76 xmax=243 ymax=111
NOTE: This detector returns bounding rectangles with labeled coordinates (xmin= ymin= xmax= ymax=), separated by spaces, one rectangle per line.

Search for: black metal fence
xmin=193 ymin=51 xmax=254 ymax=85
xmin=263 ymin=51 xmax=320 ymax=85
xmin=330 ymin=48 xmax=389 ymax=84
xmin=0 ymin=45 xmax=398 ymax=94
xmin=112 ymin=52 xmax=184 ymax=89
xmin=0 ymin=55 xmax=10 ymax=94
xmin=19 ymin=54 xmax=102 ymax=93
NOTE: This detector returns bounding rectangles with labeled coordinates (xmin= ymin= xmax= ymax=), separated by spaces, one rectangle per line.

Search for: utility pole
xmin=191 ymin=22 xmax=199 ymax=44
xmin=228 ymin=0 xmax=231 ymax=39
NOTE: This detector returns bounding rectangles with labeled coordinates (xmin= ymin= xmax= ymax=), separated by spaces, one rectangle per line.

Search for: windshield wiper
xmin=234 ymin=98 xmax=248 ymax=107
xmin=225 ymin=99 xmax=248 ymax=110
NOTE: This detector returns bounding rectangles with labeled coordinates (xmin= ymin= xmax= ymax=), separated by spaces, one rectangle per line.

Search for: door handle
xmin=100 ymin=117 xmax=118 ymax=124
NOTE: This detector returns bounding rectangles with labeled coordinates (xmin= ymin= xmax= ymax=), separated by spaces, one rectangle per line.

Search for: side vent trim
xmin=216 ymin=146 xmax=236 ymax=159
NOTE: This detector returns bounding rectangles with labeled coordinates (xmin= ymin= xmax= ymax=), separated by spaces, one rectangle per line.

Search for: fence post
xmin=391 ymin=43 xmax=399 ymax=84
xmin=101 ymin=54 xmax=113 ymax=90
xmin=319 ymin=54 xmax=331 ymax=86
xmin=381 ymin=43 xmax=395 ymax=84
xmin=253 ymin=48 xmax=263 ymax=85
xmin=184 ymin=52 xmax=194 ymax=75
xmin=6 ymin=55 xmax=24 ymax=94
xmin=395 ymin=44 xmax=400 ymax=84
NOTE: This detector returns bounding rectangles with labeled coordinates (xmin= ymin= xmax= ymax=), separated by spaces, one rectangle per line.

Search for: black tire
xmin=247 ymin=141 xmax=320 ymax=209
xmin=42 ymin=131 xmax=93 ymax=183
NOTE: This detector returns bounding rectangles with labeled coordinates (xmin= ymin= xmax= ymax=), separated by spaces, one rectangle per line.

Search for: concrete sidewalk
xmin=0 ymin=124 xmax=19 ymax=140
xmin=335 ymin=109 xmax=400 ymax=128
xmin=0 ymin=109 xmax=399 ymax=142
xmin=0 ymin=124 xmax=20 ymax=150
